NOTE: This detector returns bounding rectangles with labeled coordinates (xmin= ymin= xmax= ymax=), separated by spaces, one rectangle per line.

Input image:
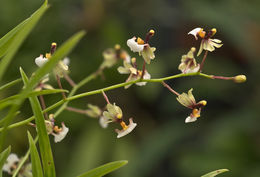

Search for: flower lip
xmin=185 ymin=116 xmax=198 ymax=123
xmin=3 ymin=153 xmax=19 ymax=174
xmin=188 ymin=27 xmax=203 ymax=40
xmin=115 ymin=118 xmax=137 ymax=138
xmin=185 ymin=108 xmax=201 ymax=123
xmin=35 ymin=54 xmax=48 ymax=67
xmin=127 ymin=37 xmax=145 ymax=52
xmin=52 ymin=122 xmax=69 ymax=143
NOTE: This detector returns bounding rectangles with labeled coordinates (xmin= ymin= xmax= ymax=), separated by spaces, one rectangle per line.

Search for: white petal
xmin=185 ymin=116 xmax=197 ymax=123
xmin=127 ymin=37 xmax=144 ymax=52
xmin=99 ymin=116 xmax=109 ymax=128
xmin=116 ymin=118 xmax=137 ymax=138
xmin=63 ymin=57 xmax=70 ymax=66
xmin=188 ymin=28 xmax=202 ymax=40
xmin=53 ymin=123 xmax=69 ymax=143
xmin=35 ymin=55 xmax=48 ymax=67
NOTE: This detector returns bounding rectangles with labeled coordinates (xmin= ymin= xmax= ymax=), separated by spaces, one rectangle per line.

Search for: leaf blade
xmin=27 ymin=132 xmax=43 ymax=177
xmin=77 ymin=160 xmax=128 ymax=177
xmin=201 ymin=169 xmax=229 ymax=177
xmin=20 ymin=68 xmax=56 ymax=177
xmin=0 ymin=19 xmax=28 ymax=58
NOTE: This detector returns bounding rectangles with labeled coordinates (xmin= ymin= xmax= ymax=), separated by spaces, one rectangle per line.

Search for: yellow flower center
xmin=45 ymin=53 xmax=51 ymax=59
xmin=198 ymin=29 xmax=206 ymax=38
xmin=137 ymin=70 xmax=142 ymax=76
xmin=137 ymin=37 xmax=145 ymax=44
xmin=53 ymin=126 xmax=62 ymax=133
xmin=120 ymin=52 xmax=126 ymax=59
xmin=120 ymin=121 xmax=128 ymax=130
xmin=192 ymin=108 xmax=201 ymax=118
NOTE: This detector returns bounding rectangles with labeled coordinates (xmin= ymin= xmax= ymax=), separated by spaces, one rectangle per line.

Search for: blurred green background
xmin=1 ymin=0 xmax=260 ymax=176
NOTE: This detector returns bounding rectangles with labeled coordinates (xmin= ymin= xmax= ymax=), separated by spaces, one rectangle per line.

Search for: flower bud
xmin=198 ymin=100 xmax=207 ymax=106
xmin=149 ymin=29 xmax=155 ymax=36
xmin=114 ymin=44 xmax=121 ymax=50
xmin=233 ymin=75 xmax=246 ymax=83
xmin=131 ymin=57 xmax=136 ymax=64
xmin=211 ymin=28 xmax=217 ymax=36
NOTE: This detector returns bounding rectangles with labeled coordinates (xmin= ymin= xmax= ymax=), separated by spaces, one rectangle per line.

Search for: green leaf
xmin=0 ymin=0 xmax=49 ymax=82
xmin=0 ymin=19 xmax=28 ymax=58
xmin=27 ymin=132 xmax=43 ymax=177
xmin=77 ymin=160 xmax=128 ymax=177
xmin=0 ymin=78 xmax=21 ymax=92
xmin=0 ymin=146 xmax=11 ymax=177
xmin=20 ymin=68 xmax=56 ymax=177
xmin=201 ymin=169 xmax=229 ymax=177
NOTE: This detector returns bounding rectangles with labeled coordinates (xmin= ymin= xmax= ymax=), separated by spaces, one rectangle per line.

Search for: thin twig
xmin=66 ymin=106 xmax=87 ymax=115
xmin=161 ymin=81 xmax=180 ymax=96
xmin=39 ymin=95 xmax=48 ymax=119
xmin=102 ymin=91 xmax=110 ymax=104
xmin=64 ymin=73 xmax=76 ymax=87
xmin=56 ymin=75 xmax=66 ymax=99
xmin=141 ymin=60 xmax=146 ymax=79
xmin=199 ymin=50 xmax=208 ymax=72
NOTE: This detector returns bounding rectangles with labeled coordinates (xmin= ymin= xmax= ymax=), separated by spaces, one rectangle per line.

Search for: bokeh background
xmin=1 ymin=0 xmax=260 ymax=176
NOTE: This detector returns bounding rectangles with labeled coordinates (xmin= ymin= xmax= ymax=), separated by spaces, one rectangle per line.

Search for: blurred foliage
xmin=0 ymin=0 xmax=259 ymax=176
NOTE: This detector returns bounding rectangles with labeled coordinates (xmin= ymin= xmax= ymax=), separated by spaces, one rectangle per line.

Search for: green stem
xmin=0 ymin=72 xmax=222 ymax=132
xmin=0 ymin=78 xmax=22 ymax=92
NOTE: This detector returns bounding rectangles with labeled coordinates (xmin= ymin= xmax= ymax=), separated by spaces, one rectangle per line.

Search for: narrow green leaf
xmin=20 ymin=68 xmax=55 ymax=177
xmin=27 ymin=132 xmax=43 ymax=177
xmin=77 ymin=160 xmax=128 ymax=177
xmin=0 ymin=146 xmax=11 ymax=177
xmin=0 ymin=19 xmax=28 ymax=58
xmin=201 ymin=169 xmax=229 ymax=177
xmin=0 ymin=78 xmax=21 ymax=92
xmin=0 ymin=0 xmax=49 ymax=82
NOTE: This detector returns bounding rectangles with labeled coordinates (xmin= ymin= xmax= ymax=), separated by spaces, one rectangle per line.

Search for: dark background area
xmin=0 ymin=0 xmax=260 ymax=176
